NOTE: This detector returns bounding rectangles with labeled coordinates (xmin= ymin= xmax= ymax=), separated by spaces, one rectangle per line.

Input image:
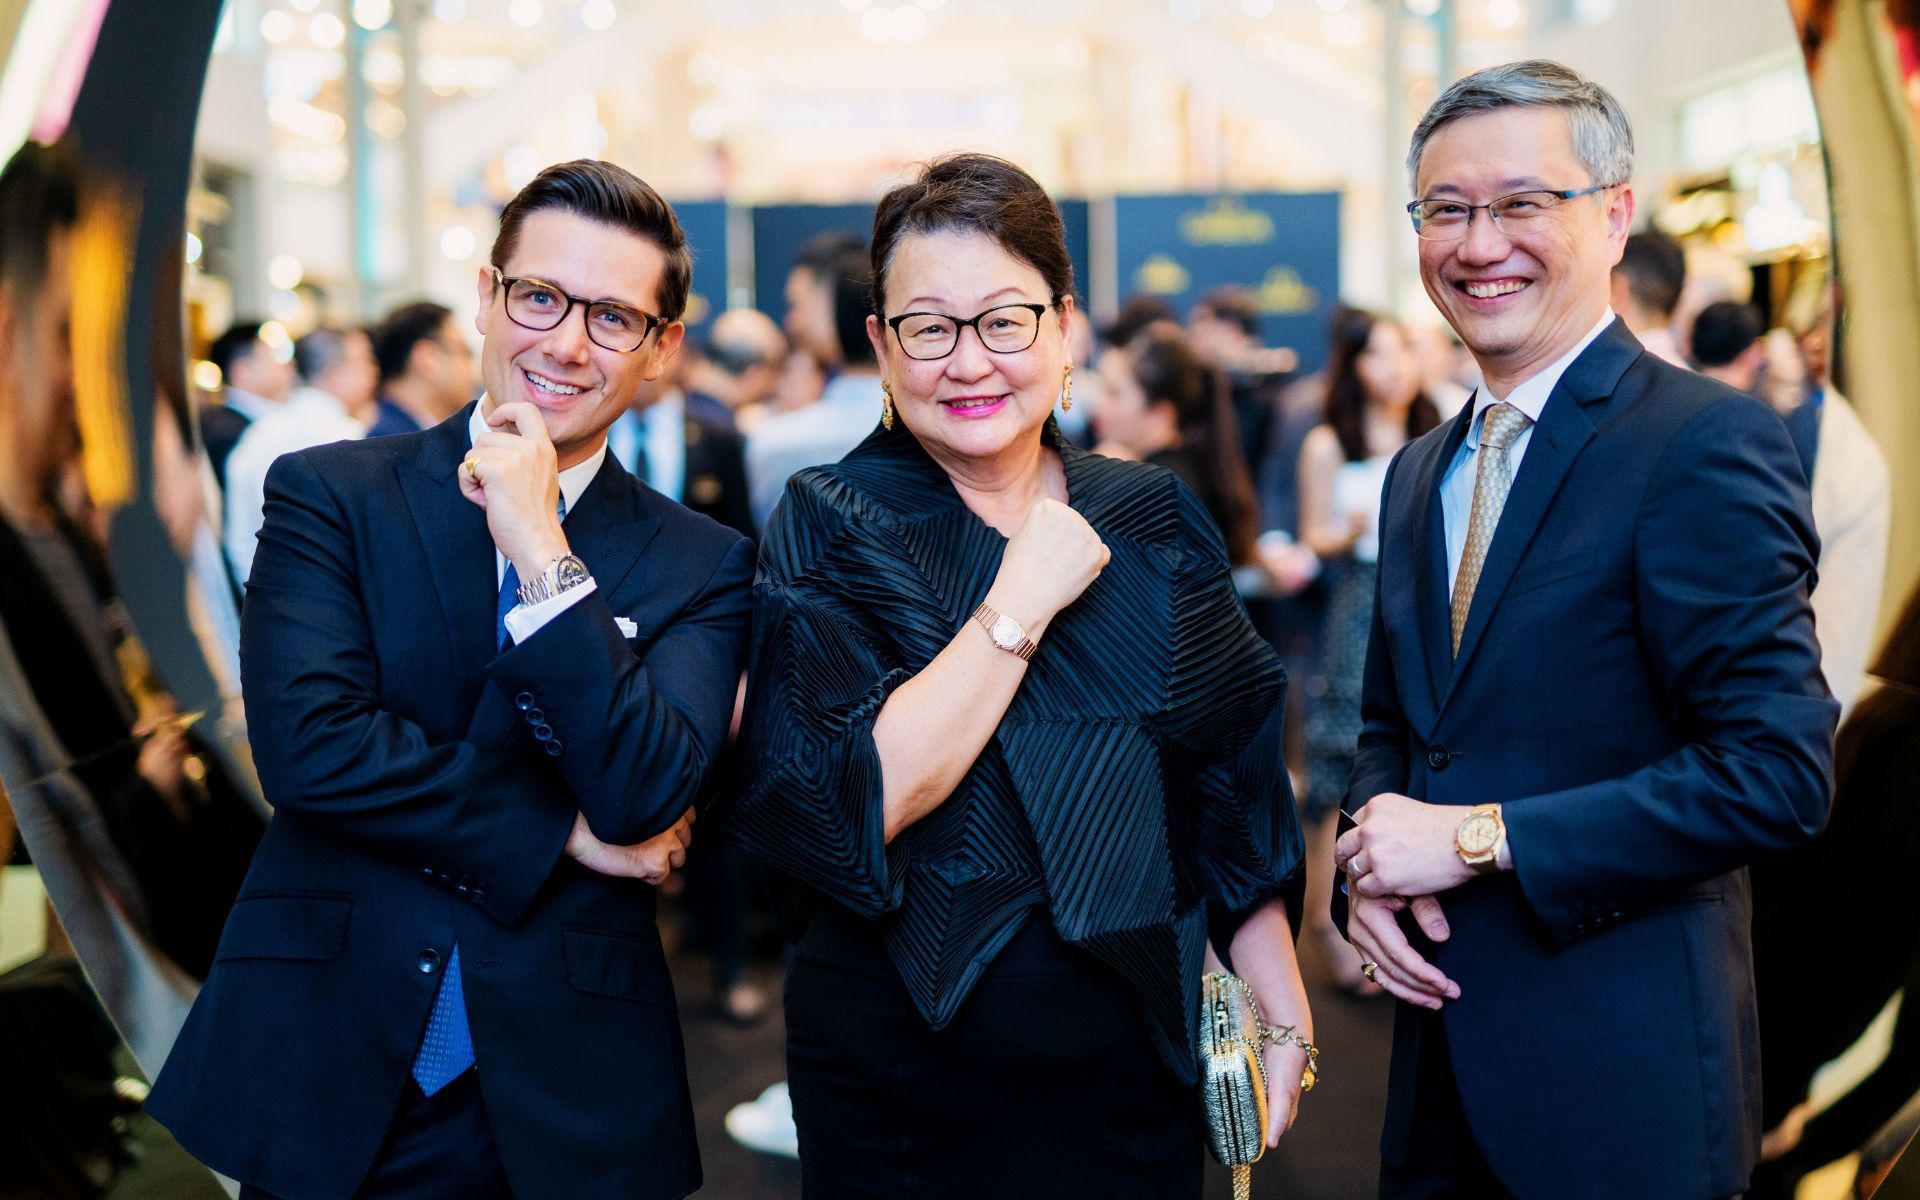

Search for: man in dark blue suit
xmin=149 ymin=160 xmax=753 ymax=1200
xmin=1334 ymin=62 xmax=1836 ymax=1199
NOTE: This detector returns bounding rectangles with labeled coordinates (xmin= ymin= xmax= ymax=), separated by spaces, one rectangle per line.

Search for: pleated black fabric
xmin=726 ymin=419 xmax=1304 ymax=1079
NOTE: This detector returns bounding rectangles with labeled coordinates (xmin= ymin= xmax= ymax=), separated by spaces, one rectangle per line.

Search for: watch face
xmin=990 ymin=615 xmax=1023 ymax=648
xmin=555 ymin=555 xmax=590 ymax=588
xmin=1458 ymin=814 xmax=1499 ymax=855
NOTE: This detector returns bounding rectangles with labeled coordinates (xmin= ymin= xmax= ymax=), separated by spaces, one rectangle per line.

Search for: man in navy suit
xmin=149 ymin=160 xmax=753 ymax=1200
xmin=1333 ymin=62 xmax=1835 ymax=1199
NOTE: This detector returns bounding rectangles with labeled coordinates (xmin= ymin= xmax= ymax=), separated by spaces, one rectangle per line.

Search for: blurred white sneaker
xmin=725 ymin=1080 xmax=799 ymax=1159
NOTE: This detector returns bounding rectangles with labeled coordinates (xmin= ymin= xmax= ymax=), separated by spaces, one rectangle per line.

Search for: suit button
xmin=1427 ymin=746 xmax=1452 ymax=771
xmin=515 ymin=692 xmax=536 ymax=711
xmin=416 ymin=949 xmax=441 ymax=974
xmin=419 ymin=866 xmax=436 ymax=881
xmin=454 ymin=881 xmax=471 ymax=897
xmin=435 ymin=870 xmax=453 ymax=886
xmin=533 ymin=724 xmax=553 ymax=741
xmin=525 ymin=708 xmax=546 ymax=725
xmin=470 ymin=888 xmax=488 ymax=906
xmin=545 ymin=740 xmax=564 ymax=757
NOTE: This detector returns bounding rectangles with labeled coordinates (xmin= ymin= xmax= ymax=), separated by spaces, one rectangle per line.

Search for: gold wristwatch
xmin=1454 ymin=804 xmax=1504 ymax=872
xmin=971 ymin=602 xmax=1037 ymax=660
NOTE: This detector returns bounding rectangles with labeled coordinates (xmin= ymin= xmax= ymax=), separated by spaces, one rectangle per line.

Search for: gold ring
xmin=463 ymin=458 xmax=478 ymax=479
xmin=1361 ymin=961 xmax=1378 ymax=982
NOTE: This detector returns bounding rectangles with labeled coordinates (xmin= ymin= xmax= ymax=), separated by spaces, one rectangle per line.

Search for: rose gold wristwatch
xmin=971 ymin=602 xmax=1037 ymax=660
xmin=1454 ymin=804 xmax=1505 ymax=872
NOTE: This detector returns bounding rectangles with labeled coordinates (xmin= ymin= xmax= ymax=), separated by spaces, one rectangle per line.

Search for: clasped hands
xmin=1333 ymin=794 xmax=1482 ymax=1010
xmin=567 ymin=808 xmax=695 ymax=886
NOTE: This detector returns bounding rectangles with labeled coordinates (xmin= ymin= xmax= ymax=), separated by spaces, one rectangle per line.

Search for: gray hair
xmin=1406 ymin=60 xmax=1633 ymax=195
xmin=294 ymin=326 xmax=360 ymax=382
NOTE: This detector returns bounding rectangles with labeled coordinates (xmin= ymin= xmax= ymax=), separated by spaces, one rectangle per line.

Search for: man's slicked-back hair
xmin=869 ymin=153 xmax=1073 ymax=317
xmin=0 ymin=140 xmax=80 ymax=296
xmin=489 ymin=159 xmax=693 ymax=322
xmin=1406 ymin=59 xmax=1633 ymax=195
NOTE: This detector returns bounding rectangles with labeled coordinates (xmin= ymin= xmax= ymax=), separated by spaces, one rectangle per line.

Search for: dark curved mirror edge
xmin=2 ymin=0 xmax=241 ymax=1194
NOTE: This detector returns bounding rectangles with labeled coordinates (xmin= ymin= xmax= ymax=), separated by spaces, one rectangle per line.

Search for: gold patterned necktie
xmin=1450 ymin=401 xmax=1534 ymax=656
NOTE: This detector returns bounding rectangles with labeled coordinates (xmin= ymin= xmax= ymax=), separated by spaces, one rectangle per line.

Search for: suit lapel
xmin=1438 ymin=318 xmax=1640 ymax=711
xmin=1413 ymin=412 xmax=1472 ymax=724
xmin=563 ymin=453 xmax=664 ymax=602
xmin=395 ymin=405 xmax=499 ymax=701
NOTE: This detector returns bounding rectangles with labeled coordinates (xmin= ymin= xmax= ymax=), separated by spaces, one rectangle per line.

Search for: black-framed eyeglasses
xmin=1405 ymin=182 xmax=1621 ymax=241
xmin=488 ymin=267 xmax=666 ymax=353
xmin=884 ymin=302 xmax=1052 ymax=361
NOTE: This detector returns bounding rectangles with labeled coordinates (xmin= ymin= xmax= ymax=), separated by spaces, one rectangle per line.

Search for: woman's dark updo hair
xmin=869 ymin=153 xmax=1074 ymax=317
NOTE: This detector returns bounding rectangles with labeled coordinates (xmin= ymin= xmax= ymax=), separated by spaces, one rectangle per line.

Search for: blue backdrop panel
xmin=672 ymin=201 xmax=729 ymax=332
xmin=750 ymin=203 xmax=876 ymax=330
xmin=1057 ymin=198 xmax=1091 ymax=307
xmin=1113 ymin=192 xmax=1341 ymax=374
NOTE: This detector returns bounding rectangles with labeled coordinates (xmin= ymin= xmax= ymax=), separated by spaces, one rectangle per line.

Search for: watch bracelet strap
xmin=517 ymin=557 xmax=588 ymax=607
xmin=970 ymin=602 xmax=1036 ymax=660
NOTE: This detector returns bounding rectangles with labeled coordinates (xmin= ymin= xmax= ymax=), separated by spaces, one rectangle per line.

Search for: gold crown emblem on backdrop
xmin=1135 ymin=254 xmax=1192 ymax=295
xmin=1180 ymin=197 xmax=1276 ymax=246
xmin=1256 ymin=265 xmax=1318 ymax=315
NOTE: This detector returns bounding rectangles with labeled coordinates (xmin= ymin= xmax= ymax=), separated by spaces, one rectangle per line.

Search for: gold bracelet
xmin=1259 ymin=1023 xmax=1321 ymax=1093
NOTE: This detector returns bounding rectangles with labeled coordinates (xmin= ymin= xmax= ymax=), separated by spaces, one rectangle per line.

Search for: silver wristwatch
xmin=516 ymin=554 xmax=591 ymax=607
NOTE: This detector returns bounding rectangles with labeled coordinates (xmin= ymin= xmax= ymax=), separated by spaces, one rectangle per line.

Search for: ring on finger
xmin=1361 ymin=961 xmax=1378 ymax=982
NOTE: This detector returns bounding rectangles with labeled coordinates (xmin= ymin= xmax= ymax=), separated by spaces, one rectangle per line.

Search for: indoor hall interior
xmin=1 ymin=0 xmax=1917 ymax=1196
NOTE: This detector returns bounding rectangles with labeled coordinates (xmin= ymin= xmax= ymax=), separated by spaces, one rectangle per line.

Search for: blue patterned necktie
xmin=412 ymin=490 xmax=568 ymax=1096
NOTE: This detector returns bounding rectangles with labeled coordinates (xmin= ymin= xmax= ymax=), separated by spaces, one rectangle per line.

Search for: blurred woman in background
xmin=1094 ymin=330 xmax=1261 ymax=571
xmin=1295 ymin=307 xmax=1438 ymax=992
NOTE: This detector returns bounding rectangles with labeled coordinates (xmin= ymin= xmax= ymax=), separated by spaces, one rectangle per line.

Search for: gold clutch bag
xmin=1199 ymin=971 xmax=1268 ymax=1200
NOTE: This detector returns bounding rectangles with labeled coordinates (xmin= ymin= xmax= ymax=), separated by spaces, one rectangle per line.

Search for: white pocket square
xmin=615 ymin=617 xmax=639 ymax=638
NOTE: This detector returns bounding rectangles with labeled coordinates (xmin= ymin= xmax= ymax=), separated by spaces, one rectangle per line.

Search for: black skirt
xmin=785 ymin=903 xmax=1204 ymax=1200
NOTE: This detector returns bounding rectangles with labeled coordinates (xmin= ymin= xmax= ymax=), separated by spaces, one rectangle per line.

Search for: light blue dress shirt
xmin=1439 ymin=310 xmax=1614 ymax=593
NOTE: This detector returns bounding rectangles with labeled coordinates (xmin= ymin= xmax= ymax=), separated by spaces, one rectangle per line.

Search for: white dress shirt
xmin=745 ymin=372 xmax=884 ymax=530
xmin=1440 ymin=309 xmax=1615 ymax=593
xmin=1807 ymin=389 xmax=1891 ymax=718
xmin=466 ymin=398 xmax=609 ymax=645
xmin=225 ymin=386 xmax=366 ymax=583
xmin=221 ymin=386 xmax=280 ymax=423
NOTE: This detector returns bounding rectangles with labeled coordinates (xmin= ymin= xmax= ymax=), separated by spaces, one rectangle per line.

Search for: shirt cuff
xmin=502 ymin=577 xmax=597 ymax=645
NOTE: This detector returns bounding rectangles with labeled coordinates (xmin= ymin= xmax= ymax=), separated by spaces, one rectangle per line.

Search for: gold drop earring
xmin=880 ymin=380 xmax=896 ymax=431
xmin=1061 ymin=363 xmax=1074 ymax=412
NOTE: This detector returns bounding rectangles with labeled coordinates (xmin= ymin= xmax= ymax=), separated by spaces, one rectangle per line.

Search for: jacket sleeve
xmin=721 ymin=477 xmax=911 ymax=917
xmin=1503 ymin=395 xmax=1838 ymax=942
xmin=242 ymin=451 xmax=750 ymax=928
xmin=1162 ymin=483 xmax=1305 ymax=954
xmin=489 ymin=534 xmax=754 ymax=845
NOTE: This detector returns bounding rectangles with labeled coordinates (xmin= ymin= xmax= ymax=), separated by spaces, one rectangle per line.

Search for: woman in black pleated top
xmin=726 ymin=153 xmax=1313 ymax=1198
